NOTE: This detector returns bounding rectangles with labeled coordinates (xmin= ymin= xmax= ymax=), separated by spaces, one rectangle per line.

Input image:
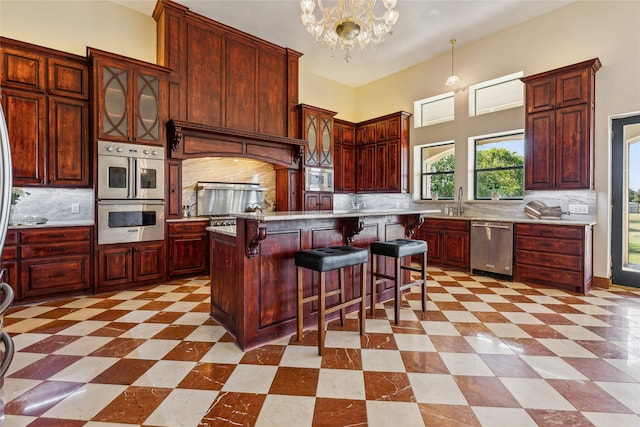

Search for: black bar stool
xmin=296 ymin=246 xmax=368 ymax=356
xmin=370 ymin=238 xmax=427 ymax=324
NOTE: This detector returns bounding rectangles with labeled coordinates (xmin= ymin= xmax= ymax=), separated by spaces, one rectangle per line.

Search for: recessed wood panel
xmin=225 ymin=38 xmax=257 ymax=132
xmin=186 ymin=22 xmax=222 ymax=125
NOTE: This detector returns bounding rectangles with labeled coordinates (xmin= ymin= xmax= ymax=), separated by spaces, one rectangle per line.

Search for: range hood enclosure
xmin=196 ymin=181 xmax=267 ymax=216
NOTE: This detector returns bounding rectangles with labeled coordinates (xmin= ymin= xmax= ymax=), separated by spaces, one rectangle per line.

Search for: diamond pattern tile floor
xmin=2 ymin=269 xmax=640 ymax=426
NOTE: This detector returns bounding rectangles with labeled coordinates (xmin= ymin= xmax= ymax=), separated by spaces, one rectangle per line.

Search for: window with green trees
xmin=474 ymin=133 xmax=524 ymax=199
xmin=421 ymin=142 xmax=455 ymax=199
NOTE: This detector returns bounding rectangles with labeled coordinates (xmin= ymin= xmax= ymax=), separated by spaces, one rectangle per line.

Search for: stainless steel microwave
xmin=305 ymin=167 xmax=334 ymax=192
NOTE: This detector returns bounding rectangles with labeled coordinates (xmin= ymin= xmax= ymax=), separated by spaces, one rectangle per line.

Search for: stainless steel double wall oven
xmin=97 ymin=141 xmax=165 ymax=245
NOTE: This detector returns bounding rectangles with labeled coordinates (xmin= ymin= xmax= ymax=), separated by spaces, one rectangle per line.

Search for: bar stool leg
xmin=339 ymin=268 xmax=346 ymax=326
xmin=394 ymin=256 xmax=402 ymax=324
xmin=421 ymin=251 xmax=427 ymax=312
xmin=359 ymin=263 xmax=366 ymax=336
xmin=318 ymin=271 xmax=326 ymax=356
xmin=297 ymin=266 xmax=303 ymax=341
xmin=370 ymin=254 xmax=377 ymax=316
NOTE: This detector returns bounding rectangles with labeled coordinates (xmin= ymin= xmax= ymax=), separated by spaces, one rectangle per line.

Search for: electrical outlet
xmin=569 ymin=204 xmax=588 ymax=214
xmin=71 ymin=203 xmax=80 ymax=214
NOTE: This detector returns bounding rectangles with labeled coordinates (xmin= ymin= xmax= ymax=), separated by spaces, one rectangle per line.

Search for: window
xmin=420 ymin=142 xmax=455 ymax=200
xmin=474 ymin=132 xmax=524 ymax=199
xmin=413 ymin=92 xmax=454 ymax=128
xmin=469 ymin=72 xmax=524 ymax=116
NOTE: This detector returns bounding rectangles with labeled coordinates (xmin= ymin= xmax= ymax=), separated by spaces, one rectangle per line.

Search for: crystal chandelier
xmin=300 ymin=0 xmax=400 ymax=63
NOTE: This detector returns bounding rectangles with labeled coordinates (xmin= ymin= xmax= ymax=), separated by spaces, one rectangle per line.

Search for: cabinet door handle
xmin=47 ymin=247 xmax=67 ymax=252
xmin=47 ymin=234 xmax=67 ymax=238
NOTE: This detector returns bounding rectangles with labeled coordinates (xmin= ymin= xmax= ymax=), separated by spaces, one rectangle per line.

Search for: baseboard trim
xmin=593 ymin=276 xmax=611 ymax=289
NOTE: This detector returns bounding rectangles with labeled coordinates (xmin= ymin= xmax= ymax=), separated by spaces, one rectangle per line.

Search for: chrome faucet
xmin=456 ymin=186 xmax=464 ymax=216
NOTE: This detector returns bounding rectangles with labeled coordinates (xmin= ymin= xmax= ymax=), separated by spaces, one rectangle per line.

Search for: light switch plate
xmin=71 ymin=203 xmax=80 ymax=214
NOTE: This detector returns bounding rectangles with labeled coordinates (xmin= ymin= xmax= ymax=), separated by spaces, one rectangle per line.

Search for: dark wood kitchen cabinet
xmin=0 ymin=38 xmax=90 ymax=187
xmin=417 ymin=219 xmax=469 ymax=270
xmin=354 ymin=111 xmax=410 ymax=193
xmin=298 ymin=104 xmax=336 ymax=168
xmin=304 ymin=192 xmax=333 ymax=211
xmin=167 ymin=159 xmax=182 ymax=219
xmin=97 ymin=241 xmax=165 ymax=292
xmin=521 ymin=58 xmax=600 ymax=190
xmin=334 ymin=119 xmax=356 ymax=193
xmin=90 ymin=48 xmax=169 ymax=146
xmin=168 ymin=221 xmax=209 ymax=277
xmin=19 ymin=227 xmax=92 ymax=301
xmin=515 ymin=223 xmax=593 ymax=294
xmin=1 ymin=230 xmax=18 ymax=297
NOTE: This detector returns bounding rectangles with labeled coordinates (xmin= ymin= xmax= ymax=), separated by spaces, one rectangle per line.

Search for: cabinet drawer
xmin=5 ymin=230 xmax=18 ymax=245
xmin=2 ymin=245 xmax=17 ymax=260
xmin=20 ymin=227 xmax=91 ymax=244
xmin=515 ymin=224 xmax=583 ymax=240
xmin=515 ymin=249 xmax=582 ymax=272
xmin=21 ymin=255 xmax=90 ymax=297
xmin=516 ymin=235 xmax=582 ymax=256
xmin=22 ymin=241 xmax=90 ymax=258
xmin=516 ymin=263 xmax=583 ymax=290
xmin=168 ymin=221 xmax=208 ymax=235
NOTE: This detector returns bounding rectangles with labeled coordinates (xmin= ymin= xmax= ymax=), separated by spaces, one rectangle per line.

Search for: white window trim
xmin=413 ymin=91 xmax=455 ymax=128
xmin=468 ymin=71 xmax=524 ymax=117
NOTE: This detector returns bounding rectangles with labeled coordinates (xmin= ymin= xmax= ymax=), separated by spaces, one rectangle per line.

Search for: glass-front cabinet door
xmin=99 ymin=64 xmax=130 ymax=141
xmin=135 ymin=73 xmax=161 ymax=143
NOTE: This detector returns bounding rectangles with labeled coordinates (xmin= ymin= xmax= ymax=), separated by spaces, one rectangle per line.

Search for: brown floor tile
xmin=584 ymin=325 xmax=633 ymax=341
xmin=9 ymin=354 xmax=82 ymax=380
xmin=239 ymin=344 xmax=286 ymax=365
xmin=430 ymin=335 xmax=475 ymax=353
xmin=201 ymin=392 xmax=266 ymax=426
xmin=453 ymin=294 xmax=483 ymax=302
xmin=502 ymin=295 xmax=536 ymax=303
xmin=180 ymin=292 xmax=210 ymax=302
xmin=145 ymin=310 xmax=186 ymax=324
xmin=480 ymin=354 xmax=541 ymax=378
xmin=91 ymin=385 xmax=172 ymax=424
xmin=401 ymin=351 xmax=450 ymax=374
xmin=361 ymin=333 xmax=397 ymax=350
xmin=487 ymin=302 xmax=524 ymax=312
xmin=86 ymin=298 xmax=124 ymax=309
xmin=177 ymin=362 xmax=236 ymax=390
xmin=418 ymin=403 xmax=482 ymax=427
xmin=548 ymin=379 xmax=635 ymax=413
xmin=138 ymin=300 xmax=175 ymax=311
xmin=562 ymin=357 xmax=636 ymax=382
xmin=320 ymin=348 xmax=362 ymax=370
xmin=32 ymin=308 xmax=78 ymax=319
xmin=519 ymin=324 xmax=568 ymax=339
xmin=435 ymin=301 xmax=467 ymax=311
xmin=87 ymin=310 xmax=132 ymax=322
xmin=163 ymin=340 xmax=215 ymax=361
xmin=192 ymin=302 xmax=212 ymax=312
xmin=5 ymin=381 xmax=85 ymax=416
xmin=416 ymin=310 xmax=449 ymax=321
xmin=532 ymin=313 xmax=577 ymax=325
xmin=269 ymin=366 xmax=319 ymax=396
xmin=88 ymin=321 xmax=138 ymax=337
xmin=29 ymin=320 xmax=77 ymax=334
xmin=25 ymin=418 xmax=87 ymax=427
xmin=499 ymin=337 xmax=556 ymax=356
xmin=313 ymin=398 xmax=367 ymax=427
xmin=89 ymin=338 xmax=146 ymax=358
xmin=473 ymin=312 xmax=511 ymax=323
xmin=364 ymin=371 xmax=415 ymax=402
xmin=452 ymin=322 xmax=494 ymax=337
xmin=526 ymin=409 xmax=597 ymax=427
xmin=390 ymin=320 xmax=427 ymax=334
xmin=90 ymin=359 xmax=157 ymax=385
xmin=152 ymin=324 xmax=198 ymax=340
xmin=455 ymin=375 xmax=520 ymax=407
xmin=575 ymin=340 xmax=631 ymax=359
xmin=21 ymin=335 xmax=80 ymax=353
xmin=543 ymin=304 xmax=585 ymax=314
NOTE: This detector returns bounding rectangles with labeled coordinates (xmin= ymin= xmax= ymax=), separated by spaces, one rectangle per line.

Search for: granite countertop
xmin=8 ymin=220 xmax=94 ymax=229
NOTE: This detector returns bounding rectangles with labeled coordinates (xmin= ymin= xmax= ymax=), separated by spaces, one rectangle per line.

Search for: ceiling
xmin=112 ymin=0 xmax=574 ymax=88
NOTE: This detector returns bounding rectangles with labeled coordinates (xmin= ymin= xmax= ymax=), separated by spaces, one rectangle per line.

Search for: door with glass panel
xmin=611 ymin=114 xmax=640 ymax=287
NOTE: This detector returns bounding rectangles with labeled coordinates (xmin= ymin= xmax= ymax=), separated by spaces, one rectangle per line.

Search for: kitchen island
xmin=207 ymin=209 xmax=435 ymax=350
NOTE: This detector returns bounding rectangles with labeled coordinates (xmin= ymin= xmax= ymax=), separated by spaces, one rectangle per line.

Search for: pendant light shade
xmin=445 ymin=39 xmax=461 ymax=87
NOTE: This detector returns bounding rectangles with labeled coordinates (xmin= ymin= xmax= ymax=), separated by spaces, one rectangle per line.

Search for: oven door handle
xmin=128 ymin=157 xmax=137 ymax=199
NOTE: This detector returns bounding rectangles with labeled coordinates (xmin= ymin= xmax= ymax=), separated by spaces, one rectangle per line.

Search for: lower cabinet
xmin=97 ymin=241 xmax=165 ymax=291
xmin=1 ymin=230 xmax=19 ymax=297
xmin=18 ymin=227 xmax=92 ymax=301
xmin=304 ymin=192 xmax=333 ymax=210
xmin=515 ymin=223 xmax=593 ymax=294
xmin=168 ymin=221 xmax=209 ymax=277
xmin=417 ymin=219 xmax=470 ymax=270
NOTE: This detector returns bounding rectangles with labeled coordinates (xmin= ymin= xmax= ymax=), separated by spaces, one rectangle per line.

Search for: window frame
xmin=413 ymin=92 xmax=455 ymax=128
xmin=468 ymin=71 xmax=524 ymax=117
xmin=420 ymin=141 xmax=455 ymax=200
xmin=472 ymin=130 xmax=525 ymax=200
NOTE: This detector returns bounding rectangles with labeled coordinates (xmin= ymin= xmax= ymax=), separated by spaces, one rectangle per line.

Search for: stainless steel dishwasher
xmin=470 ymin=221 xmax=514 ymax=276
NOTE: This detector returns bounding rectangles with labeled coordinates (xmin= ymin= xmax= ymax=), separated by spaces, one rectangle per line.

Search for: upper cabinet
xmin=0 ymin=38 xmax=90 ymax=187
xmin=90 ymin=49 xmax=169 ymax=146
xmin=334 ymin=119 xmax=356 ymax=193
xmin=521 ymin=58 xmax=601 ymax=190
xmin=298 ymin=104 xmax=336 ymax=168
xmin=355 ymin=111 xmax=411 ymax=193
xmin=153 ymin=1 xmax=301 ymax=139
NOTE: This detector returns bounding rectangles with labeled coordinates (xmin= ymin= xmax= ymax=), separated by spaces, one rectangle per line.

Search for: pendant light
xmin=445 ymin=39 xmax=461 ymax=87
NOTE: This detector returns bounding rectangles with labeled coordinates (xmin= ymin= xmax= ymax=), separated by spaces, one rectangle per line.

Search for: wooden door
xmin=525 ymin=110 xmax=555 ymax=190
xmin=443 ymin=229 xmax=469 ymax=269
xmin=356 ymin=145 xmax=375 ymax=192
xmin=2 ymin=89 xmax=46 ymax=185
xmin=98 ymin=246 xmax=132 ymax=288
xmin=133 ymin=242 xmax=165 ymax=282
xmin=167 ymin=159 xmax=182 ymax=218
xmin=420 ymin=227 xmax=443 ymax=265
xmin=48 ymin=97 xmax=89 ymax=186
xmin=555 ymin=104 xmax=590 ymax=189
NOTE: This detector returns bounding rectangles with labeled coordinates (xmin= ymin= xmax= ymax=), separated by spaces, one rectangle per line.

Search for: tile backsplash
xmin=10 ymin=188 xmax=94 ymax=223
